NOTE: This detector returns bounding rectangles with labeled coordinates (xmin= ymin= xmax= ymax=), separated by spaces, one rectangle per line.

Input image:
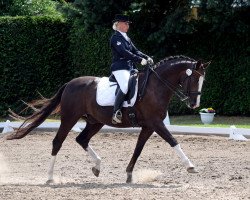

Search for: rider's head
xmin=112 ymin=14 xmax=131 ymax=33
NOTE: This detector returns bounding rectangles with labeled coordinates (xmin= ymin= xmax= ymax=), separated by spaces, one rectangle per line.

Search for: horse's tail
xmin=6 ymin=83 xmax=67 ymax=140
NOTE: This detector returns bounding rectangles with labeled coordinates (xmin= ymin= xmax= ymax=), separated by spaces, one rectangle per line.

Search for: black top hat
xmin=112 ymin=14 xmax=132 ymax=23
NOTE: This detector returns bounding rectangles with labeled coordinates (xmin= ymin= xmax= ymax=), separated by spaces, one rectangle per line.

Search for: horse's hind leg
xmin=76 ymin=122 xmax=104 ymax=177
xmin=126 ymin=127 xmax=154 ymax=183
xmin=47 ymin=114 xmax=82 ymax=183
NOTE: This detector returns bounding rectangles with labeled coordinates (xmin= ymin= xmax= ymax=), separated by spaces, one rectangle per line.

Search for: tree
xmin=1 ymin=0 xmax=62 ymax=17
xmin=0 ymin=0 xmax=13 ymax=15
xmin=72 ymin=0 xmax=132 ymax=31
xmin=198 ymin=0 xmax=249 ymax=32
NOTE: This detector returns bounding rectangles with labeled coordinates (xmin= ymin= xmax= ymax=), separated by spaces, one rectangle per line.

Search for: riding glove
xmin=147 ymin=57 xmax=154 ymax=65
xmin=141 ymin=58 xmax=148 ymax=65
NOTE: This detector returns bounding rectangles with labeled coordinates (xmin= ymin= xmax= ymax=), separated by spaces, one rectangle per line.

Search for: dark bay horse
xmin=6 ymin=55 xmax=210 ymax=183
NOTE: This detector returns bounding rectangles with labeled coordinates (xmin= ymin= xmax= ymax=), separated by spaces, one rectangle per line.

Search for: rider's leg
xmin=112 ymin=89 xmax=126 ymax=123
xmin=112 ymin=70 xmax=130 ymax=124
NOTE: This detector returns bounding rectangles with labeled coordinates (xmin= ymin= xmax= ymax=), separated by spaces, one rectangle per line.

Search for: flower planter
xmin=199 ymin=112 xmax=215 ymax=124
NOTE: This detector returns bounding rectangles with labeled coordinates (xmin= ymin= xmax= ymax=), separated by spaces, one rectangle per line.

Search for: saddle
xmin=96 ymin=67 xmax=151 ymax=127
xmin=96 ymin=74 xmax=138 ymax=108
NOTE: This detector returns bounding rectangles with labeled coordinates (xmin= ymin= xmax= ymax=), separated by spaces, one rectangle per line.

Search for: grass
xmin=170 ymin=115 xmax=250 ymax=129
xmin=1 ymin=115 xmax=249 ymax=129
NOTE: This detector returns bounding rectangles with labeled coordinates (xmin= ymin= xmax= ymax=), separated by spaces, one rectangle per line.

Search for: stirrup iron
xmin=112 ymin=110 xmax=122 ymax=124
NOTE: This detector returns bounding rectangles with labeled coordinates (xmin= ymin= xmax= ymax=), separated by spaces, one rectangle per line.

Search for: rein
xmin=148 ymin=66 xmax=189 ymax=101
xmin=148 ymin=63 xmax=203 ymax=102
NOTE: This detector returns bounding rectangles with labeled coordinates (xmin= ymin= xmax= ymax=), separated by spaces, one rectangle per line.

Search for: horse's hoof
xmin=126 ymin=173 xmax=132 ymax=183
xmin=187 ymin=167 xmax=199 ymax=173
xmin=92 ymin=167 xmax=100 ymax=177
xmin=46 ymin=179 xmax=54 ymax=184
xmin=126 ymin=177 xmax=132 ymax=183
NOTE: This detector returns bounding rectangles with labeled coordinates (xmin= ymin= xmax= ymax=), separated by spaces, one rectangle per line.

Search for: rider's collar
xmin=117 ymin=31 xmax=129 ymax=41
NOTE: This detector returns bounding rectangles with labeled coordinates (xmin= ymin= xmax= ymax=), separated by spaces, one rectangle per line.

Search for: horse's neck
xmin=156 ymin=63 xmax=187 ymax=84
xmin=151 ymin=63 xmax=188 ymax=101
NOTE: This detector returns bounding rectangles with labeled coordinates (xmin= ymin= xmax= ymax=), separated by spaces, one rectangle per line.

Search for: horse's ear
xmin=203 ymin=60 xmax=212 ymax=69
xmin=196 ymin=60 xmax=211 ymax=70
xmin=195 ymin=60 xmax=203 ymax=70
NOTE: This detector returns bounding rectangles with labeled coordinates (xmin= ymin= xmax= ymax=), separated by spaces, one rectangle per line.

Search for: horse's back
xmin=61 ymin=76 xmax=99 ymax=109
xmin=67 ymin=76 xmax=100 ymax=88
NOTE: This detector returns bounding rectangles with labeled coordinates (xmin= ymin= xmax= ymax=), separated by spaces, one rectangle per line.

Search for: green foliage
xmin=72 ymin=0 xmax=132 ymax=31
xmin=55 ymin=1 xmax=82 ymax=20
xmin=69 ymin=25 xmax=112 ymax=77
xmin=1 ymin=0 xmax=62 ymax=17
xmin=0 ymin=16 xmax=71 ymax=116
xmin=0 ymin=0 xmax=12 ymax=15
xmin=131 ymin=0 xmax=192 ymax=35
xmin=185 ymin=31 xmax=250 ymax=116
xmin=163 ymin=30 xmax=250 ymax=115
xmin=199 ymin=0 xmax=247 ymax=33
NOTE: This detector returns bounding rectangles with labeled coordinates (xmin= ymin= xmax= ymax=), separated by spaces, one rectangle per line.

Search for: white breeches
xmin=112 ymin=70 xmax=130 ymax=94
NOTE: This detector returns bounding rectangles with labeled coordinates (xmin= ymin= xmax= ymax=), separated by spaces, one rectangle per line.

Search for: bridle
xmin=179 ymin=68 xmax=204 ymax=99
xmin=148 ymin=62 xmax=205 ymax=102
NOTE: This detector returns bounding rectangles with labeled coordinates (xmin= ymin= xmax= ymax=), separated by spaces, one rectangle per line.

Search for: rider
xmin=110 ymin=14 xmax=153 ymax=124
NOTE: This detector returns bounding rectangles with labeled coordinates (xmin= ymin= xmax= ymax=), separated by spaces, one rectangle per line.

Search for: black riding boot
xmin=112 ymin=89 xmax=126 ymax=124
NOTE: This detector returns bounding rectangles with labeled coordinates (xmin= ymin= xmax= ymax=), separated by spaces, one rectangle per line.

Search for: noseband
xmin=149 ymin=63 xmax=204 ymax=102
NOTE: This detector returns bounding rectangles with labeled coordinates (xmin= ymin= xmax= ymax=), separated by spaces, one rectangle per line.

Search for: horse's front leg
xmin=126 ymin=127 xmax=153 ymax=183
xmin=153 ymin=121 xmax=198 ymax=173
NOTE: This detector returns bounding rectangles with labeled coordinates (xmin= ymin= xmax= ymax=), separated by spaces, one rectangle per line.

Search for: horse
xmin=6 ymin=55 xmax=210 ymax=183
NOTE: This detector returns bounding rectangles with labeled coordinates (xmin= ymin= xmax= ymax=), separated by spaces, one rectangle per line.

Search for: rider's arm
xmin=131 ymin=42 xmax=149 ymax=59
xmin=111 ymin=37 xmax=143 ymax=63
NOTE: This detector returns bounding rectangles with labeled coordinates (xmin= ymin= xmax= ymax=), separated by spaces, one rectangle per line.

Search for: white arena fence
xmin=0 ymin=120 xmax=249 ymax=141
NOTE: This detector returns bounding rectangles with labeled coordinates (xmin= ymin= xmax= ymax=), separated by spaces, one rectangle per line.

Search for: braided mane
xmin=154 ymin=55 xmax=196 ymax=68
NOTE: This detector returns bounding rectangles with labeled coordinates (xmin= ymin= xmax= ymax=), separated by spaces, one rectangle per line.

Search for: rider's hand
xmin=141 ymin=58 xmax=147 ymax=66
xmin=147 ymin=57 xmax=154 ymax=65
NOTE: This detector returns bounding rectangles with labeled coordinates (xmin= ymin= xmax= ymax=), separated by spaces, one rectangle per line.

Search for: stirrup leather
xmin=112 ymin=110 xmax=122 ymax=124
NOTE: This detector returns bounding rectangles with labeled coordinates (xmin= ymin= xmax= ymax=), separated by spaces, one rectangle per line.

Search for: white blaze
xmin=195 ymin=75 xmax=205 ymax=108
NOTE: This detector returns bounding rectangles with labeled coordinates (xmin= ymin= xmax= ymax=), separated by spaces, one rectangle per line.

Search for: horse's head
xmin=180 ymin=60 xmax=211 ymax=109
xmin=151 ymin=56 xmax=211 ymax=110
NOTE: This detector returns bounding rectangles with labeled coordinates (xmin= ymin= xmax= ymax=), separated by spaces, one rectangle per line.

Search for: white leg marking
xmin=48 ymin=156 xmax=56 ymax=181
xmin=86 ymin=146 xmax=101 ymax=170
xmin=173 ymin=144 xmax=194 ymax=168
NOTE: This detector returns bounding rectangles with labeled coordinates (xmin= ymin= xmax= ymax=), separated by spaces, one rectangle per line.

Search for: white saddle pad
xmin=96 ymin=77 xmax=138 ymax=107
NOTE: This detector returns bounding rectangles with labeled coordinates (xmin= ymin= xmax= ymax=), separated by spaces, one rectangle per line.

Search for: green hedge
xmin=0 ymin=16 xmax=71 ymax=116
xmin=69 ymin=25 xmax=112 ymax=77
xmin=185 ymin=32 xmax=250 ymax=115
